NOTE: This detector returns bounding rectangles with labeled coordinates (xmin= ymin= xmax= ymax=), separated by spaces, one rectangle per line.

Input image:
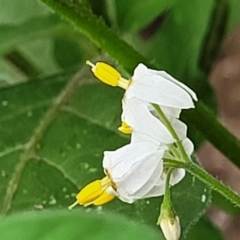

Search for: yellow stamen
xmin=118 ymin=121 xmax=132 ymax=134
xmin=86 ymin=60 xmax=129 ymax=89
xmin=93 ymin=190 xmax=115 ymax=206
xmin=68 ymin=175 xmax=116 ymax=208
xmin=77 ymin=179 xmax=104 ymax=205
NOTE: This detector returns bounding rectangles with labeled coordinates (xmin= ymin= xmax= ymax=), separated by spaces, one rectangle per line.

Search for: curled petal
xmin=115 ymin=146 xmax=165 ymax=201
xmin=170 ymin=168 xmax=186 ymax=186
xmin=128 ymin=64 xmax=195 ymax=109
xmin=170 ymin=119 xmax=187 ymax=141
xmin=122 ymin=97 xmax=175 ymax=144
xmin=182 ymin=138 xmax=194 ymax=156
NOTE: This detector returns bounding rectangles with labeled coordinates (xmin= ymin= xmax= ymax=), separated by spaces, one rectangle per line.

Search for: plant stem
xmin=164 ymin=168 xmax=174 ymax=203
xmin=164 ymin=158 xmax=240 ymax=207
xmin=153 ymin=104 xmax=189 ymax=160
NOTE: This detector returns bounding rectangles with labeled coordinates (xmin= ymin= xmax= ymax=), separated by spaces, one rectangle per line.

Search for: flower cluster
xmin=69 ymin=61 xmax=197 ymax=239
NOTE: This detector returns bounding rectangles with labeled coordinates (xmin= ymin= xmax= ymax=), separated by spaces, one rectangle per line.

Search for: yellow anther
xmin=68 ymin=176 xmax=116 ymax=208
xmin=86 ymin=60 xmax=130 ymax=89
xmin=118 ymin=121 xmax=132 ymax=134
xmin=77 ymin=179 xmax=104 ymax=205
xmin=93 ymin=190 xmax=115 ymax=206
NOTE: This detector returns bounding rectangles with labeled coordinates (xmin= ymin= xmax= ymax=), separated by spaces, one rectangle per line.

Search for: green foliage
xmin=0 ymin=210 xmax=161 ymax=240
xmin=186 ymin=218 xmax=224 ymax=240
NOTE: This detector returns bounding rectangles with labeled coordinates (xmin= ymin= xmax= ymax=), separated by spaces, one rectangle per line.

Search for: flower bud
xmin=160 ymin=215 xmax=181 ymax=240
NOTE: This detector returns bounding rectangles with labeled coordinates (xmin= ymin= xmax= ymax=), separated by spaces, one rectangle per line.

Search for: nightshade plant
xmin=1 ymin=1 xmax=240 ymax=240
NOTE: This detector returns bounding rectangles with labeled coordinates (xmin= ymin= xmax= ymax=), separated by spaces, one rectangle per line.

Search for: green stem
xmin=163 ymin=168 xmax=174 ymax=204
xmin=164 ymin=159 xmax=240 ymax=207
xmin=153 ymin=104 xmax=189 ymax=160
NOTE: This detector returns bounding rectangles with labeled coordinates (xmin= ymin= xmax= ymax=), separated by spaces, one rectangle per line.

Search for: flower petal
xmin=103 ymin=141 xmax=160 ymax=180
xmin=182 ymin=138 xmax=194 ymax=156
xmin=128 ymin=63 xmax=196 ymax=108
xmin=122 ymin=97 xmax=175 ymax=144
xmin=133 ymin=63 xmax=197 ymax=101
xmin=170 ymin=168 xmax=186 ymax=186
xmin=170 ymin=119 xmax=187 ymax=140
xmin=130 ymin=159 xmax=164 ymax=198
xmin=149 ymin=69 xmax=197 ymax=101
xmin=115 ymin=147 xmax=165 ymax=200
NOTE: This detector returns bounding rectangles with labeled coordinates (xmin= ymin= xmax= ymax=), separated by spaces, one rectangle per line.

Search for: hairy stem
xmin=164 ymin=159 xmax=240 ymax=207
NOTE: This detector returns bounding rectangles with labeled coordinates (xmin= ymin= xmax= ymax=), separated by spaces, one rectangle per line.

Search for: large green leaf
xmin=0 ymin=66 xmax=210 ymax=238
xmin=0 ymin=210 xmax=161 ymax=240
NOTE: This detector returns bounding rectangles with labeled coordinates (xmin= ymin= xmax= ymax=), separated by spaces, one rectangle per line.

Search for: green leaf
xmin=146 ymin=0 xmax=214 ymax=82
xmin=0 ymin=67 xmax=210 ymax=238
xmin=0 ymin=0 xmax=50 ymax=24
xmin=0 ymin=15 xmax=60 ymax=54
xmin=186 ymin=217 xmax=224 ymax=240
xmin=114 ymin=0 xmax=176 ymax=32
xmin=53 ymin=37 xmax=84 ymax=69
xmin=0 ymin=210 xmax=161 ymax=240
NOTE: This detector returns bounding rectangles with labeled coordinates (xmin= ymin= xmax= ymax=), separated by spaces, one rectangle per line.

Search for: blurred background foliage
xmin=1 ymin=0 xmax=240 ymax=239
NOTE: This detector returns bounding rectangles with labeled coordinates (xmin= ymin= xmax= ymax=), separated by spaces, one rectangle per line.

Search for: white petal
xmin=182 ymin=138 xmax=194 ymax=156
xmin=148 ymin=104 xmax=181 ymax=119
xmin=122 ymin=98 xmax=175 ymax=144
xmin=106 ymin=186 xmax=119 ymax=196
xmin=149 ymin=69 xmax=197 ymax=101
xmin=132 ymin=63 xmax=149 ymax=80
xmin=160 ymin=106 xmax=181 ymax=119
xmin=130 ymin=131 xmax=160 ymax=145
xmin=170 ymin=119 xmax=187 ymax=140
xmin=141 ymin=183 xmax=165 ymax=198
xmin=128 ymin=66 xmax=195 ymax=109
xmin=116 ymin=147 xmax=165 ymax=199
xmin=170 ymin=168 xmax=186 ymax=186
xmin=131 ymin=160 xmax=164 ymax=198
xmin=103 ymin=142 xmax=160 ymax=180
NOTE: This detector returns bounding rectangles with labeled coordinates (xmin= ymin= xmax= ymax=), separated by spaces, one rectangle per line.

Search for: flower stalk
xmin=164 ymin=158 xmax=240 ymax=207
xmin=153 ymin=104 xmax=189 ymax=161
xmin=158 ymin=168 xmax=181 ymax=240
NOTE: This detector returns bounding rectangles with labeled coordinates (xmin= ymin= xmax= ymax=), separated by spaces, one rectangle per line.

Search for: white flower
xmin=70 ymin=140 xmax=188 ymax=208
xmin=103 ymin=141 xmax=166 ymax=203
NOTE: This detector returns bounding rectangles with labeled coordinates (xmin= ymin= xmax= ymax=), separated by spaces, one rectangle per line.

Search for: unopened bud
xmin=159 ymin=215 xmax=181 ymax=240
